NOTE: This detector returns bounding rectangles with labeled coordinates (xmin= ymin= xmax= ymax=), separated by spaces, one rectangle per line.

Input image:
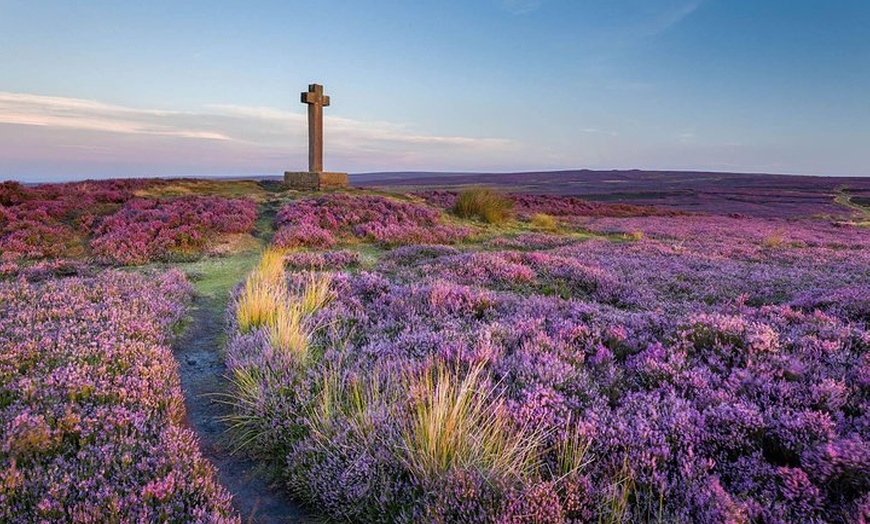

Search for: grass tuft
xmin=268 ymin=272 xmax=332 ymax=362
xmin=556 ymin=415 xmax=592 ymax=478
xmin=530 ymin=213 xmax=559 ymax=231
xmin=401 ymin=362 xmax=546 ymax=483
xmin=236 ymin=277 xmax=284 ymax=333
xmin=453 ymin=187 xmax=514 ymax=225
xmin=255 ymin=247 xmax=288 ymax=286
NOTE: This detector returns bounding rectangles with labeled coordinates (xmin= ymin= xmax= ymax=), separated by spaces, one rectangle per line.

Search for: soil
xmin=174 ymin=290 xmax=314 ymax=523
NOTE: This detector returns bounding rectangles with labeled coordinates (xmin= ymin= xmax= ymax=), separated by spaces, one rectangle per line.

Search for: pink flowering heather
xmin=0 ymin=270 xmax=238 ymax=523
xmin=272 ymin=194 xmax=472 ymax=249
xmin=0 ymin=179 xmax=157 ymax=261
xmin=91 ymin=196 xmax=257 ymax=264
xmin=227 ymin=207 xmax=869 ymax=522
xmin=0 ymin=258 xmax=91 ymax=281
xmin=416 ymin=190 xmax=685 ymax=219
xmin=283 ymin=250 xmax=361 ymax=270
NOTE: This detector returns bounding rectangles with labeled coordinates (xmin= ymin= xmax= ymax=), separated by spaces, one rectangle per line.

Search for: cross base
xmin=283 ymin=171 xmax=349 ymax=191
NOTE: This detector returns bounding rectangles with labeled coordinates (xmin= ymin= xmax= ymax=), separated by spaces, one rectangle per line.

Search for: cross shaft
xmin=301 ymin=84 xmax=331 ymax=172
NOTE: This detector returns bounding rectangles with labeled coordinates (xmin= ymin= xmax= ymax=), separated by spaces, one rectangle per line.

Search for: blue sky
xmin=1 ymin=0 xmax=868 ymax=181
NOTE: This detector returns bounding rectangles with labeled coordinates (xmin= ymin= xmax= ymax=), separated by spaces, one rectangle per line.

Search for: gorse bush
xmin=453 ymin=187 xmax=514 ymax=224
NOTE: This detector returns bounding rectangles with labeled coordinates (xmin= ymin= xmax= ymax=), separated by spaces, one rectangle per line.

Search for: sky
xmin=0 ymin=0 xmax=868 ymax=182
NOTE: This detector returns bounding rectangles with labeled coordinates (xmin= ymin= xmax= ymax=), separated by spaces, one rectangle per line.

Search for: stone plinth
xmin=284 ymin=171 xmax=349 ymax=191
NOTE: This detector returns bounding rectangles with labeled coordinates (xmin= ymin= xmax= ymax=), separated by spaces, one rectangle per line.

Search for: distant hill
xmin=351 ymin=170 xmax=870 ymax=218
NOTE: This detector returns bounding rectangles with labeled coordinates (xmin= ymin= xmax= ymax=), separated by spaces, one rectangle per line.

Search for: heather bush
xmin=0 ymin=179 xmax=159 ymax=261
xmin=272 ymin=194 xmax=472 ymax=250
xmin=0 ymin=258 xmax=91 ymax=281
xmin=418 ymin=190 xmax=683 ymax=219
xmin=91 ymin=196 xmax=257 ymax=264
xmin=0 ymin=270 xmax=238 ymax=522
xmin=228 ymin=201 xmax=869 ymax=522
xmin=283 ymin=249 xmax=361 ymax=270
xmin=485 ymin=232 xmax=576 ymax=250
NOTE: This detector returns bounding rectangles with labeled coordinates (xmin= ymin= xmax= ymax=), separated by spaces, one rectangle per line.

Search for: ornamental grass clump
xmin=453 ymin=187 xmax=514 ymax=224
xmin=402 ymin=362 xmax=547 ymax=484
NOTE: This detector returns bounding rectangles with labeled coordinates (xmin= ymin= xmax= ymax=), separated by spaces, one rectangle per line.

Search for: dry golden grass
xmin=296 ymin=271 xmax=334 ymax=315
xmin=453 ymin=187 xmax=514 ymax=225
xmin=762 ymin=232 xmax=784 ymax=248
xmin=268 ymin=303 xmax=308 ymax=359
xmin=402 ymin=362 xmax=546 ymax=482
xmin=238 ymin=249 xmax=333 ymax=362
xmin=236 ymin=248 xmax=289 ymax=332
xmin=255 ymin=247 xmax=288 ymax=286
xmin=556 ymin=415 xmax=592 ymax=478
xmin=530 ymin=212 xmax=559 ymax=231
xmin=236 ymin=277 xmax=284 ymax=333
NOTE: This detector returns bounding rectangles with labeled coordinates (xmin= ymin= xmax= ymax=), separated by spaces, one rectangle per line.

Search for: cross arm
xmin=301 ymin=92 xmax=331 ymax=106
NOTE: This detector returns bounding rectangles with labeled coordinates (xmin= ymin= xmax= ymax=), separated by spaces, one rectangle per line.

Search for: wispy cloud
xmin=497 ymin=0 xmax=544 ymax=15
xmin=208 ymin=104 xmax=513 ymax=151
xmin=0 ymin=92 xmax=231 ymax=140
xmin=0 ymin=91 xmax=518 ymax=178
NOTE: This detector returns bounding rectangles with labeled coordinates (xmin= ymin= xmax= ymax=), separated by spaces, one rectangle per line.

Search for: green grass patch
xmin=134 ymin=179 xmax=270 ymax=201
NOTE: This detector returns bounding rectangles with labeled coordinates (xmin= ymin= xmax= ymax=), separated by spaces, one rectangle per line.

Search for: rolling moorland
xmin=0 ymin=173 xmax=868 ymax=523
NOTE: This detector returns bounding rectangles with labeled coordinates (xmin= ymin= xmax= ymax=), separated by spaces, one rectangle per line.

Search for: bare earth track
xmin=174 ymin=261 xmax=313 ymax=524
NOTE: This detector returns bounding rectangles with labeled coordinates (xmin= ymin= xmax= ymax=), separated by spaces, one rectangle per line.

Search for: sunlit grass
xmin=530 ymin=212 xmax=559 ymax=231
xmin=296 ymin=270 xmax=334 ymax=315
xmin=401 ymin=362 xmax=546 ymax=483
xmin=133 ymin=179 xmax=269 ymax=200
xmin=453 ymin=187 xmax=514 ymax=225
xmin=254 ymin=247 xmax=287 ymax=286
xmin=236 ymin=277 xmax=284 ymax=332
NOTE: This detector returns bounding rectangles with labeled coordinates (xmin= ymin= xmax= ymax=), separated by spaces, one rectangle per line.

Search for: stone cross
xmin=302 ymin=83 xmax=330 ymax=173
xmin=284 ymin=83 xmax=348 ymax=190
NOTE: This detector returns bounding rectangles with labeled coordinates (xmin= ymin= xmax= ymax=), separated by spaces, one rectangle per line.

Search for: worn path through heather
xmin=172 ymin=253 xmax=315 ymax=524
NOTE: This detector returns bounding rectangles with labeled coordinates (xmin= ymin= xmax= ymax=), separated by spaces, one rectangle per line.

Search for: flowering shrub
xmin=272 ymin=194 xmax=472 ymax=249
xmin=417 ymin=190 xmax=684 ymax=219
xmin=1 ymin=180 xmax=256 ymax=264
xmin=283 ymin=250 xmax=361 ymax=270
xmin=485 ymin=233 xmax=575 ymax=250
xmin=0 ymin=270 xmax=238 ymax=522
xmin=229 ymin=205 xmax=870 ymax=522
xmin=0 ymin=258 xmax=91 ymax=281
xmin=0 ymin=179 xmax=158 ymax=261
xmin=91 ymin=196 xmax=257 ymax=264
